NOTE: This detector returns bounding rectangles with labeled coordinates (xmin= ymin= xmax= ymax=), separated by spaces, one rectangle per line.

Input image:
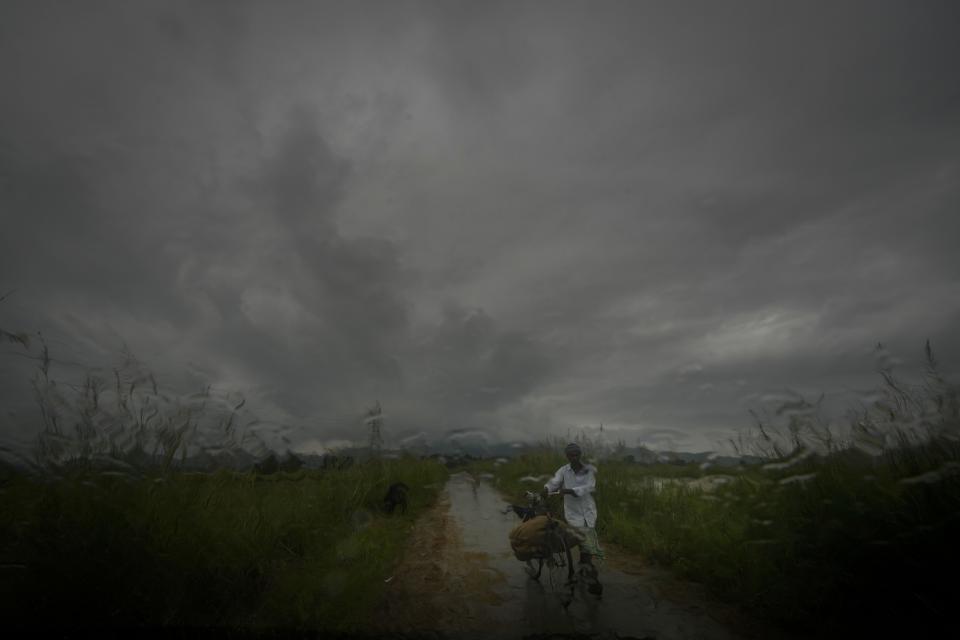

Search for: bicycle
xmin=505 ymin=491 xmax=579 ymax=588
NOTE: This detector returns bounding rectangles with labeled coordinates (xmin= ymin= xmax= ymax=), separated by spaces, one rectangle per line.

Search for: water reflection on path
xmin=446 ymin=471 xmax=743 ymax=640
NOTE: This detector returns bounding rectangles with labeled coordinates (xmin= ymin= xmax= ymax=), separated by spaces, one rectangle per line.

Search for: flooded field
xmin=632 ymin=475 xmax=736 ymax=493
xmin=373 ymin=471 xmax=789 ymax=639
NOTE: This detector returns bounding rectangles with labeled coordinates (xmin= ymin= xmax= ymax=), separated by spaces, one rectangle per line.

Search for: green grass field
xmin=474 ymin=434 xmax=960 ymax=635
xmin=472 ymin=345 xmax=960 ymax=635
xmin=3 ymin=332 xmax=958 ymax=635
xmin=0 ymin=458 xmax=448 ymax=631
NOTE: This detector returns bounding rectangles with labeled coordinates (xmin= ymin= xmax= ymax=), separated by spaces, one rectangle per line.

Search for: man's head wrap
xmin=564 ymin=442 xmax=582 ymax=455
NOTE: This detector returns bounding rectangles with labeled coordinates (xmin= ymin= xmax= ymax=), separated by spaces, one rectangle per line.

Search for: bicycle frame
xmin=523 ymin=491 xmax=576 ymax=585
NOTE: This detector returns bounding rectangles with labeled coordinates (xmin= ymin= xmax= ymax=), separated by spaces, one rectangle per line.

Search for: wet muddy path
xmin=371 ymin=471 xmax=787 ymax=640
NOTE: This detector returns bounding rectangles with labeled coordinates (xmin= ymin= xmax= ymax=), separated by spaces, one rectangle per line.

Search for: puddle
xmin=375 ymin=471 xmax=785 ymax=639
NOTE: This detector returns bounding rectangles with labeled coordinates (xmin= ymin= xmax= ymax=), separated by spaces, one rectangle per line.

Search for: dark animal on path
xmin=383 ymin=482 xmax=409 ymax=514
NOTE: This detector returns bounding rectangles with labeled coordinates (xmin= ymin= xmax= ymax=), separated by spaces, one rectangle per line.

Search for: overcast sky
xmin=1 ymin=1 xmax=958 ymax=455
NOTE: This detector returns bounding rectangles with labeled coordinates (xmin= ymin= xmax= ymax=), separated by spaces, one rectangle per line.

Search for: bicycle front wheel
xmin=544 ymin=530 xmax=574 ymax=592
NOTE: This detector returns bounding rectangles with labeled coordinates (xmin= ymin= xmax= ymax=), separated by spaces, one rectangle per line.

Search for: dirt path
xmin=371 ymin=488 xmax=508 ymax=634
xmin=370 ymin=472 xmax=796 ymax=640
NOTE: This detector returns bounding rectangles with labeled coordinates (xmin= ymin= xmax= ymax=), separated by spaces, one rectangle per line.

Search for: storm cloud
xmin=1 ymin=1 xmax=958 ymax=455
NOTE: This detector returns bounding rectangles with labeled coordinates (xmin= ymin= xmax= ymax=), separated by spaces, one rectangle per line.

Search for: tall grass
xmin=0 ymin=331 xmax=451 ymax=631
xmin=0 ymin=458 xmax=448 ymax=630
xmin=23 ymin=336 xmax=272 ymax=473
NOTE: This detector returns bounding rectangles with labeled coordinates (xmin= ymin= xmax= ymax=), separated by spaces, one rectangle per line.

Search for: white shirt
xmin=544 ymin=462 xmax=598 ymax=528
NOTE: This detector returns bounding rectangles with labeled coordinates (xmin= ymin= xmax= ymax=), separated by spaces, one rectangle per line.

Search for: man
xmin=544 ymin=442 xmax=603 ymax=593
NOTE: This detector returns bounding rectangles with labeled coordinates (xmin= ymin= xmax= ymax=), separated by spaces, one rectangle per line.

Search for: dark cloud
xmin=406 ymin=303 xmax=554 ymax=411
xmin=2 ymin=1 xmax=959 ymax=454
xmin=260 ymin=109 xmax=349 ymax=236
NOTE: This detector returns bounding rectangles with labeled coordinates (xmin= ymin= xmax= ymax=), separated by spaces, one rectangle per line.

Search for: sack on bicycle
xmin=508 ymin=515 xmax=585 ymax=561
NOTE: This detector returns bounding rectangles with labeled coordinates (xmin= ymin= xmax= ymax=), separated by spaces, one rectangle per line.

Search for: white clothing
xmin=544 ymin=463 xmax=598 ymax=528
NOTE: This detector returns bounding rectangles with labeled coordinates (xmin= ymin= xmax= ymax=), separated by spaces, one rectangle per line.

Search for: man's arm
xmin=569 ymin=467 xmax=596 ymax=498
xmin=544 ymin=466 xmax=565 ymax=493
